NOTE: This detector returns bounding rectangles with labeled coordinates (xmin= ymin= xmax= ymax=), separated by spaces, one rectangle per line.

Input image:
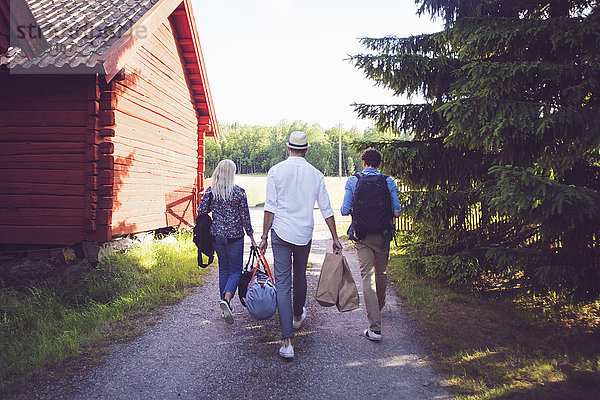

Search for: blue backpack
xmin=348 ymin=173 xmax=394 ymax=241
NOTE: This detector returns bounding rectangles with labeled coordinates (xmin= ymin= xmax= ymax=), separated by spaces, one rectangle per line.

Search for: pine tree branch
xmin=358 ymin=34 xmax=449 ymax=57
xmin=352 ymin=138 xmax=492 ymax=190
xmin=352 ymin=103 xmax=447 ymax=138
xmin=348 ymin=53 xmax=460 ymax=98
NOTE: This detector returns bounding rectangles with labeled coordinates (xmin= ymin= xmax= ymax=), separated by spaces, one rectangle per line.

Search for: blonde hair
xmin=211 ymin=159 xmax=236 ymax=201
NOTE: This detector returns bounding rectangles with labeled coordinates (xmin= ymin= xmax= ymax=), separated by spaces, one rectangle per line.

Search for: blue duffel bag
xmin=245 ymin=250 xmax=276 ymax=320
xmin=246 ymin=272 xmax=276 ymax=320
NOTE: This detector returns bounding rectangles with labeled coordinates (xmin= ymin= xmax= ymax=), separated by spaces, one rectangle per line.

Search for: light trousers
xmin=355 ymin=234 xmax=389 ymax=332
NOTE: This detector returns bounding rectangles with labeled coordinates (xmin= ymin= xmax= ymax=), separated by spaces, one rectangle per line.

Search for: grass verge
xmin=234 ymin=174 xmax=349 ymax=209
xmin=0 ymin=231 xmax=210 ymax=397
xmin=388 ymin=247 xmax=600 ymax=399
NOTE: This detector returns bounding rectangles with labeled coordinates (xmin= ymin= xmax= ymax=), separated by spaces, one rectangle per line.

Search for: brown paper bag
xmin=336 ymin=256 xmax=359 ymax=312
xmin=316 ymin=252 xmax=344 ymax=307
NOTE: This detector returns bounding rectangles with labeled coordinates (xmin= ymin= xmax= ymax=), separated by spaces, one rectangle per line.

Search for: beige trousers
xmin=355 ymin=234 xmax=389 ymax=332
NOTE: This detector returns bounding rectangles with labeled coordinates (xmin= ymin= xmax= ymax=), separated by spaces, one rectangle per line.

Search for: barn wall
xmin=106 ymin=20 xmax=199 ymax=236
xmin=0 ymin=74 xmax=99 ymax=245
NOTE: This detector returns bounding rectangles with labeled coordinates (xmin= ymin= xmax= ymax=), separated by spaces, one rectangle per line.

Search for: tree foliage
xmin=351 ymin=0 xmax=600 ymax=299
xmin=204 ymin=121 xmax=371 ymax=177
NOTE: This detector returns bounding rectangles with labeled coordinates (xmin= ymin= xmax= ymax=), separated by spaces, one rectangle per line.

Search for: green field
xmin=212 ymin=174 xmax=349 ymax=210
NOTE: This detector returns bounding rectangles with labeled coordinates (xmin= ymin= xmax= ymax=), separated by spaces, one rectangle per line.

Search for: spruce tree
xmin=350 ymin=0 xmax=600 ymax=299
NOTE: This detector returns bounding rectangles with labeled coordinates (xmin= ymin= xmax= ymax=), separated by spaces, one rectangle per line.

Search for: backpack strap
xmin=350 ymin=173 xmax=363 ymax=214
xmin=378 ymin=174 xmax=397 ymax=245
xmin=353 ymin=172 xmax=363 ymax=184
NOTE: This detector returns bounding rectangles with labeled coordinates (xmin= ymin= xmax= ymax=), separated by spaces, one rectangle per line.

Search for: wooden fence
xmin=394 ymin=185 xmax=599 ymax=249
xmin=395 ymin=203 xmax=484 ymax=232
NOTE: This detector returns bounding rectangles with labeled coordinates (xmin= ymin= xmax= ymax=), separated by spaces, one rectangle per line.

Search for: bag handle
xmin=259 ymin=251 xmax=274 ymax=282
xmin=245 ymin=245 xmax=259 ymax=272
xmin=248 ymin=249 xmax=275 ymax=287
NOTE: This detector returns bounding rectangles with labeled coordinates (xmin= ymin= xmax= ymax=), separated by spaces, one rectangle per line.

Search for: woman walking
xmin=197 ymin=159 xmax=256 ymax=324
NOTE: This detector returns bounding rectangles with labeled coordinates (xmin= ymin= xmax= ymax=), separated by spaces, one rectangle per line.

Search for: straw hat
xmin=286 ymin=130 xmax=310 ymax=150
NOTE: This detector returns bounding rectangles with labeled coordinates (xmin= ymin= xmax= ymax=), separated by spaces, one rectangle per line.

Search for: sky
xmin=190 ymin=0 xmax=443 ymax=131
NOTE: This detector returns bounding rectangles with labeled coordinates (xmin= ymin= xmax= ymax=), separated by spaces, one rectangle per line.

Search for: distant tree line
xmin=204 ymin=120 xmax=382 ymax=177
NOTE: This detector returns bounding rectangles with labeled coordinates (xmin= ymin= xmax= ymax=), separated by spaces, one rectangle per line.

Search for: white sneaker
xmin=219 ymin=300 xmax=234 ymax=324
xmin=279 ymin=344 xmax=294 ymax=359
xmin=293 ymin=307 xmax=307 ymax=330
xmin=363 ymin=328 xmax=382 ymax=341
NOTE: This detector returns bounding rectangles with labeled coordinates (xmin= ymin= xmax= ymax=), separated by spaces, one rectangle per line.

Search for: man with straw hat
xmin=259 ymin=130 xmax=342 ymax=359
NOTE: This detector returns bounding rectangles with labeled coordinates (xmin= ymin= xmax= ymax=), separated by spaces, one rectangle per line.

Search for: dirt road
xmin=35 ymin=209 xmax=452 ymax=399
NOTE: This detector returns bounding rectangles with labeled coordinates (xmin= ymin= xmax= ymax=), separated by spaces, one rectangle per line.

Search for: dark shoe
xmin=220 ymin=300 xmax=234 ymax=324
xmin=363 ymin=328 xmax=381 ymax=341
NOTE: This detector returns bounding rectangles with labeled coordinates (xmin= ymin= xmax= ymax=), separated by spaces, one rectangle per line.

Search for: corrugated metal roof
xmin=1 ymin=0 xmax=160 ymax=70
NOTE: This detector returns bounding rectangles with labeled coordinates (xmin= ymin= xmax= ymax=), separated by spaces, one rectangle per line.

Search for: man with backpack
xmin=341 ymin=148 xmax=401 ymax=341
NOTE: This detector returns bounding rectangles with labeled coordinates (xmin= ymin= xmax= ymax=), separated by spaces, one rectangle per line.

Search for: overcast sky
xmin=190 ymin=0 xmax=442 ymax=131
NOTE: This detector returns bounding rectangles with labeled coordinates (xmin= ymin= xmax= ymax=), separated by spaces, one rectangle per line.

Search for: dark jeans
xmin=271 ymin=230 xmax=312 ymax=339
xmin=213 ymin=236 xmax=244 ymax=301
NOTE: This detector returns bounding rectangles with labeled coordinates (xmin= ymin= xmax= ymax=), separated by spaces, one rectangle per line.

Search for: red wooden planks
xmin=1 ymin=169 xmax=86 ymax=184
xmin=0 ymin=208 xmax=84 ymax=225
xmin=0 ymin=143 xmax=86 ymax=156
xmin=0 ymin=111 xmax=88 ymax=127
xmin=0 ymin=194 xmax=85 ymax=209
xmin=104 ymin=20 xmax=199 ymax=237
xmin=0 ymin=226 xmax=85 ymax=245
xmin=0 ymin=182 xmax=84 ymax=196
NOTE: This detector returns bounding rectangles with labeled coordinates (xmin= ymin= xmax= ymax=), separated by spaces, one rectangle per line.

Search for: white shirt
xmin=264 ymin=156 xmax=334 ymax=245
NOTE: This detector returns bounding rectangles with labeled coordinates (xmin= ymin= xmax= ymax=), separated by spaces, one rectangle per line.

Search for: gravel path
xmin=35 ymin=209 xmax=453 ymax=399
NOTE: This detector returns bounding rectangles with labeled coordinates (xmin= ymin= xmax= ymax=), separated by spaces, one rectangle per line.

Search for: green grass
xmin=235 ymin=174 xmax=351 ymax=237
xmin=387 ymin=246 xmax=600 ymax=399
xmin=233 ymin=175 xmax=268 ymax=208
xmin=233 ymin=174 xmax=349 ymax=210
xmin=0 ymin=231 xmax=210 ymax=396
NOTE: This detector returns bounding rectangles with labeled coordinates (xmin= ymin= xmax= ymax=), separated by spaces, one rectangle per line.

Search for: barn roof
xmin=0 ymin=0 xmax=219 ymax=138
xmin=0 ymin=0 xmax=48 ymax=59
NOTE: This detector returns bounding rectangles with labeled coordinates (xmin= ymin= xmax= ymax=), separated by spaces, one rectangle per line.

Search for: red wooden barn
xmin=0 ymin=0 xmax=219 ymax=246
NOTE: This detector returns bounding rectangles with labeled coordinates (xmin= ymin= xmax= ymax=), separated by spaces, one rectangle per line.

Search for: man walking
xmin=259 ymin=131 xmax=342 ymax=359
xmin=341 ymin=148 xmax=401 ymax=341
